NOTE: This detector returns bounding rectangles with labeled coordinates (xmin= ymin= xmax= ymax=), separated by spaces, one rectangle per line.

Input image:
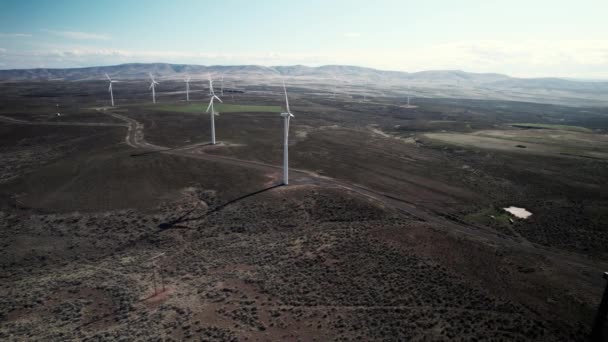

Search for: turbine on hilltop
xmin=184 ymin=76 xmax=191 ymax=102
xmin=149 ymin=73 xmax=159 ymax=104
xmin=105 ymin=73 xmax=117 ymax=107
xmin=280 ymin=81 xmax=295 ymax=185
xmin=205 ymin=77 xmax=223 ymax=145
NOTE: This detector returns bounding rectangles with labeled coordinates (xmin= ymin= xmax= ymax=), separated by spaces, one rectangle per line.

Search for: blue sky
xmin=1 ymin=0 xmax=607 ymax=78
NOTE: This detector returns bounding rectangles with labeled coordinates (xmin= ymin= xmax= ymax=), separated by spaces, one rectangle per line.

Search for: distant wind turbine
xmin=205 ymin=77 xmax=223 ymax=145
xmin=149 ymin=73 xmax=159 ymax=104
xmin=105 ymin=73 xmax=117 ymax=107
xmin=184 ymin=76 xmax=191 ymax=102
xmin=280 ymin=81 xmax=295 ymax=185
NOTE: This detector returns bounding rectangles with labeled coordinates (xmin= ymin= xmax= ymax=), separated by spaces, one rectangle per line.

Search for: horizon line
xmin=2 ymin=62 xmax=608 ymax=82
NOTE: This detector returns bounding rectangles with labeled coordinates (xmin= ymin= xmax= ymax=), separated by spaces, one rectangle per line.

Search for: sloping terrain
xmin=1 ymin=81 xmax=607 ymax=340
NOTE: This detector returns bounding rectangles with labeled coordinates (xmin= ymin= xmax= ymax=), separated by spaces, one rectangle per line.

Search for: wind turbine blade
xmin=214 ymin=95 xmax=223 ymax=103
xmin=108 ymin=84 xmax=112 ymax=92
xmin=283 ymin=81 xmax=290 ymax=113
xmin=206 ymin=98 xmax=213 ymax=112
xmin=149 ymin=83 xmax=153 ymax=90
xmin=105 ymin=73 xmax=111 ymax=81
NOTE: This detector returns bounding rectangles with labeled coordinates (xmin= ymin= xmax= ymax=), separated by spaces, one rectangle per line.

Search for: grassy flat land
xmin=154 ymin=103 xmax=283 ymax=113
xmin=424 ymin=129 xmax=608 ymax=159
xmin=511 ymin=123 xmax=593 ymax=133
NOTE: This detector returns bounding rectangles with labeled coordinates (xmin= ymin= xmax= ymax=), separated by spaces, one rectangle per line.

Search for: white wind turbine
xmin=205 ymin=77 xmax=223 ymax=145
xmin=184 ymin=76 xmax=191 ymax=102
xmin=105 ymin=73 xmax=117 ymax=107
xmin=280 ymin=81 xmax=295 ymax=185
xmin=149 ymin=73 xmax=159 ymax=104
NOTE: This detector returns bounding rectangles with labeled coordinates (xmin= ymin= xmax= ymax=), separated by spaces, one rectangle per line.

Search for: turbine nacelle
xmin=149 ymin=73 xmax=159 ymax=87
xmin=206 ymin=93 xmax=222 ymax=114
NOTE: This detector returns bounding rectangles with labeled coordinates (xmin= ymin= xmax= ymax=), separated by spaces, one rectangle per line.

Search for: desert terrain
xmin=1 ymin=75 xmax=607 ymax=341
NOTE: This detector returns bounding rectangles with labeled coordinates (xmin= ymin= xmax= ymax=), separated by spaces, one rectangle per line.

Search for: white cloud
xmin=43 ymin=29 xmax=110 ymax=40
xmin=0 ymin=33 xmax=32 ymax=38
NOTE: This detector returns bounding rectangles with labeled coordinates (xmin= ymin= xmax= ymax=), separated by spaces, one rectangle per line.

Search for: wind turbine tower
xmin=207 ymin=73 xmax=213 ymax=95
xmin=280 ymin=81 xmax=295 ymax=185
xmin=205 ymin=77 xmax=223 ymax=144
xmin=184 ymin=76 xmax=191 ymax=102
xmin=149 ymin=73 xmax=159 ymax=104
xmin=105 ymin=73 xmax=117 ymax=107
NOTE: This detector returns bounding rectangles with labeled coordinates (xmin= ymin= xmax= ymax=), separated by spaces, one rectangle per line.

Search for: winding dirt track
xmin=0 ymin=114 xmax=126 ymax=127
xmin=4 ymin=108 xmax=607 ymax=273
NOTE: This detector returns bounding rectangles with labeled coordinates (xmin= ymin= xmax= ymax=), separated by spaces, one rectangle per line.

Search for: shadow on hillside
xmin=158 ymin=183 xmax=283 ymax=230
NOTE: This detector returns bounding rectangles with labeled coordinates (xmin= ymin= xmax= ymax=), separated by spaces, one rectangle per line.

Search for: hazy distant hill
xmin=1 ymin=63 xmax=607 ymax=106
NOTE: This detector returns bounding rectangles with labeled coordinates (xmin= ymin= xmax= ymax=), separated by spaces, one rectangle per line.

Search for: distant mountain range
xmin=1 ymin=63 xmax=607 ymax=106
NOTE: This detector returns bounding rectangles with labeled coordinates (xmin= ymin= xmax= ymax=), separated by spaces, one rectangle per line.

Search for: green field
xmin=464 ymin=206 xmax=511 ymax=227
xmin=153 ymin=103 xmax=283 ymax=114
xmin=510 ymin=123 xmax=593 ymax=133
